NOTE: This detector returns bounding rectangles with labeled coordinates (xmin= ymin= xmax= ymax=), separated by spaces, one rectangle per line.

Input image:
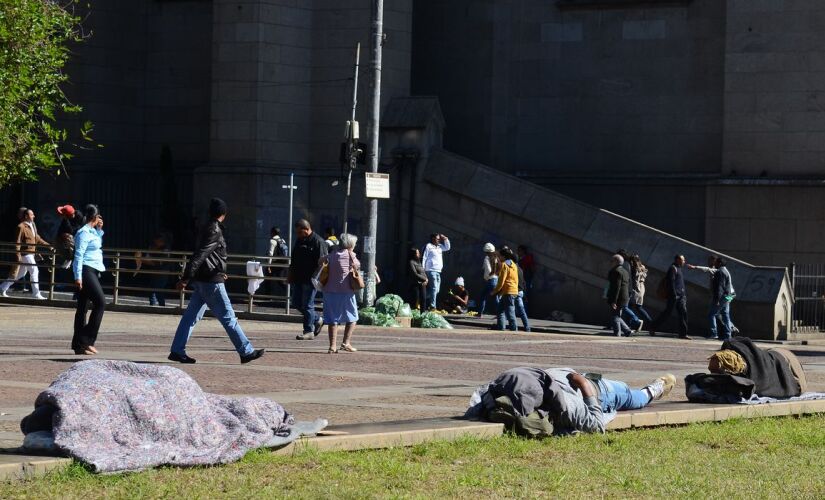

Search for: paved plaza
xmin=2 ymin=303 xmax=825 ymax=449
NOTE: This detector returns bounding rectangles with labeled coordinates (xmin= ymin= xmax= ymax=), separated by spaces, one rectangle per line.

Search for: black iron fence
xmin=0 ymin=241 xmax=291 ymax=314
xmin=790 ymin=263 xmax=825 ymax=333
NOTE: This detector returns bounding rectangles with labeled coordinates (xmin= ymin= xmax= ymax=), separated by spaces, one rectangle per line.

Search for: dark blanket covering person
xmin=19 ymin=360 xmax=326 ymax=473
xmin=723 ymin=337 xmax=801 ymax=398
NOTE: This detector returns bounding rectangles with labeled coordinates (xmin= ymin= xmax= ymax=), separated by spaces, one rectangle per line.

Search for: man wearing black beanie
xmin=169 ymin=198 xmax=265 ymax=364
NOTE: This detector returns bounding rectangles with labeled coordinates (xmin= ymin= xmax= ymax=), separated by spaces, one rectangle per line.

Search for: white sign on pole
xmin=365 ymin=172 xmax=390 ymax=199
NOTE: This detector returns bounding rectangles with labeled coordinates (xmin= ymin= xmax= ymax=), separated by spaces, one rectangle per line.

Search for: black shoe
xmin=168 ymin=352 xmax=196 ymax=364
xmin=313 ymin=319 xmax=324 ymax=337
xmin=240 ymin=348 xmax=265 ymax=364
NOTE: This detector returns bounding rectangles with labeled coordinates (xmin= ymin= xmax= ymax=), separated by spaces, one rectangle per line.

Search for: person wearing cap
xmin=169 ymin=198 xmax=265 ymax=364
xmin=476 ymin=242 xmax=500 ymax=318
xmin=1 ymin=207 xmax=51 ymax=299
xmin=55 ymin=205 xmax=82 ymax=270
xmin=441 ymin=276 xmax=470 ymax=314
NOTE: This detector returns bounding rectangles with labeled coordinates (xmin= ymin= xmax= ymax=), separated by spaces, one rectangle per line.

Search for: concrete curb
xmin=3 ymin=400 xmax=824 ymax=482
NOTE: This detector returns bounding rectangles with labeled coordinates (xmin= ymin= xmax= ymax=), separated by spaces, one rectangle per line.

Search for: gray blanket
xmin=21 ymin=360 xmax=320 ymax=473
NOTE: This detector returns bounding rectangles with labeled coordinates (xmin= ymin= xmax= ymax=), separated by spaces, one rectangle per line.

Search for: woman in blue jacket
xmin=72 ymin=204 xmax=106 ymax=355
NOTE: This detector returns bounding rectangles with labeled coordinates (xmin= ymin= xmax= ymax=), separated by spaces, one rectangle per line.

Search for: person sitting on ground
xmin=686 ymin=337 xmax=806 ymax=402
xmin=441 ymin=277 xmax=469 ymax=313
xmin=466 ymin=366 xmax=675 ymax=438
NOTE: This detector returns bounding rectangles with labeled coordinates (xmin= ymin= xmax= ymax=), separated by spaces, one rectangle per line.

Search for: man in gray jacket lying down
xmin=466 ymin=367 xmax=676 ymax=437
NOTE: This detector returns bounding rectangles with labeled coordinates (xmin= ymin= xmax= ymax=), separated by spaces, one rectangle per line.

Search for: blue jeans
xmin=597 ymin=378 xmax=651 ymax=413
xmin=293 ymin=282 xmax=319 ymax=334
xmin=630 ymin=303 xmax=652 ymax=323
xmin=426 ymin=271 xmax=441 ymax=310
xmin=515 ymin=291 xmax=530 ymax=331
xmin=171 ymin=281 xmax=254 ymax=356
xmin=496 ymin=294 xmax=517 ymax=331
xmin=708 ymin=301 xmax=732 ymax=339
xmin=621 ymin=305 xmax=641 ymax=329
xmin=477 ymin=277 xmax=499 ymax=316
xmin=610 ymin=307 xmax=632 ymax=336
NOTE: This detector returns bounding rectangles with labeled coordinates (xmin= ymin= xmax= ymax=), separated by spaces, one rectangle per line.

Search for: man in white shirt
xmin=422 ymin=233 xmax=450 ymax=310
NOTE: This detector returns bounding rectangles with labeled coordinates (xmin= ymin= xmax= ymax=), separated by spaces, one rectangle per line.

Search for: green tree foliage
xmin=0 ymin=0 xmax=92 ymax=187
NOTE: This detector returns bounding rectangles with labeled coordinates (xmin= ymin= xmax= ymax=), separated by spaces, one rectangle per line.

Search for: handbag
xmin=348 ymin=251 xmax=365 ymax=291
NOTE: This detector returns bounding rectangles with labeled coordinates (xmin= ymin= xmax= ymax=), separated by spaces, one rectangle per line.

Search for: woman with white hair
xmin=321 ymin=233 xmax=361 ymax=353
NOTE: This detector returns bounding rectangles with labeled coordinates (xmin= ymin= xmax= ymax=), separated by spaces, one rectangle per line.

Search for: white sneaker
xmin=644 ymin=374 xmax=676 ymax=401
xmin=33 ymin=294 xmax=47 ymax=300
xmin=1 ymin=290 xmax=8 ymax=298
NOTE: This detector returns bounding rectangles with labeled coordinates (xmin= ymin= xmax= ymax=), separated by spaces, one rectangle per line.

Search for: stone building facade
xmin=2 ymin=0 xmax=824 ymax=278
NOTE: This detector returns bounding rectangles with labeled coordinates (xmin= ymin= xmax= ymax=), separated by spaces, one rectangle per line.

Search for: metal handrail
xmin=0 ymin=241 xmax=292 ymax=314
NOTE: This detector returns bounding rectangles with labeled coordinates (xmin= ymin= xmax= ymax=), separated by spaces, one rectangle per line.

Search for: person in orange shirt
xmin=492 ymin=245 xmax=519 ymax=331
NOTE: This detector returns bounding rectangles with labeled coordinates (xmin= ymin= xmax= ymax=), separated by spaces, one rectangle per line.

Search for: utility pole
xmin=363 ymin=0 xmax=383 ymax=306
xmin=281 ymin=173 xmax=297 ymax=313
xmin=343 ymin=43 xmax=361 ymax=236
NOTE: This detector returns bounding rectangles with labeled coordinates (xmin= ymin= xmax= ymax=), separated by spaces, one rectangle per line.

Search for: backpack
xmin=274 ymin=237 xmax=289 ymax=257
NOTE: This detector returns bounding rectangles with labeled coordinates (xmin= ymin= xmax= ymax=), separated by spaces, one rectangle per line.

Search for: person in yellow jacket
xmin=492 ymin=246 xmax=519 ymax=331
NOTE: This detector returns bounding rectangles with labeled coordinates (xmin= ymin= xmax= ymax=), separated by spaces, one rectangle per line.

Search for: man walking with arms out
xmin=168 ymin=198 xmax=264 ymax=364
xmin=290 ymin=219 xmax=328 ymax=340
xmin=422 ymin=233 xmax=450 ymax=310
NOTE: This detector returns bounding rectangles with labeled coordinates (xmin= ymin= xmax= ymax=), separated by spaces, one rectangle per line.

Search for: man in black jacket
xmin=649 ymin=255 xmax=691 ymax=339
xmin=606 ymin=254 xmax=633 ymax=337
xmin=168 ymin=198 xmax=265 ymax=364
xmin=289 ymin=219 xmax=328 ymax=340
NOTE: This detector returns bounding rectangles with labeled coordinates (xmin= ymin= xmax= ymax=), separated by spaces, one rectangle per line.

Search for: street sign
xmin=365 ymin=172 xmax=390 ymax=198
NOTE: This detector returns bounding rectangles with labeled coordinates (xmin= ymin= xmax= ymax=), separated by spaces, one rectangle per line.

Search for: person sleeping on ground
xmin=465 ymin=367 xmax=676 ymax=438
xmin=686 ymin=336 xmax=807 ymax=403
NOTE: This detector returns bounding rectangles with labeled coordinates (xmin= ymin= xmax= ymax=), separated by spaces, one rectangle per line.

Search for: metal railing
xmin=0 ymin=241 xmax=291 ymax=314
xmin=789 ymin=262 xmax=825 ymax=333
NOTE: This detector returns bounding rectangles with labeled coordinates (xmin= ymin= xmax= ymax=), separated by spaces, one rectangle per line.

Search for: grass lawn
xmin=2 ymin=414 xmax=824 ymax=499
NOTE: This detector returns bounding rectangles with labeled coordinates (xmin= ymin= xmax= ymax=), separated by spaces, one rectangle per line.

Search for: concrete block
xmin=606 ymin=413 xmax=632 ymax=430
xmin=629 ymin=411 xmax=660 ymax=428
xmin=657 ymin=407 xmax=716 ymax=425
xmin=541 ymin=22 xmax=583 ymax=43
xmin=622 ymin=20 xmax=667 ymax=41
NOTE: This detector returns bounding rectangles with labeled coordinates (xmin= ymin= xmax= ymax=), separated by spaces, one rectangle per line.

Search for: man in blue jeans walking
xmin=169 ymin=198 xmax=264 ymax=364
xmin=289 ymin=219 xmax=328 ymax=340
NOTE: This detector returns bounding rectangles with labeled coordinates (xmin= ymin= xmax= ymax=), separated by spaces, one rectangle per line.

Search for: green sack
xmin=397 ymin=303 xmax=413 ymax=317
xmin=358 ymin=310 xmax=377 ymax=325
xmin=375 ymin=294 xmax=404 ymax=316
xmin=419 ymin=311 xmax=453 ymax=329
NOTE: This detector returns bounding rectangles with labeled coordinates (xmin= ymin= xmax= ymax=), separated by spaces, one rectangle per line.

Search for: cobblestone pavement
xmin=2 ymin=303 xmax=824 ymax=446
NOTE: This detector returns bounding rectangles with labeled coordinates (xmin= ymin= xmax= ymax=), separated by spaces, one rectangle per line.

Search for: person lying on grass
xmin=466 ymin=367 xmax=675 ymax=438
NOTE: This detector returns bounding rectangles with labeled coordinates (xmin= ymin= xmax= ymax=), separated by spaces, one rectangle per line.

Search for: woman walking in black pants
xmin=71 ymin=205 xmax=106 ymax=355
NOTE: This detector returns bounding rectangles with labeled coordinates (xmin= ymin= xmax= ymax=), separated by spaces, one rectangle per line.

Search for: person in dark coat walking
xmin=649 ymin=255 xmax=691 ymax=339
xmin=606 ymin=254 xmax=633 ymax=337
xmin=289 ymin=219 xmax=328 ymax=340
xmin=168 ymin=198 xmax=265 ymax=364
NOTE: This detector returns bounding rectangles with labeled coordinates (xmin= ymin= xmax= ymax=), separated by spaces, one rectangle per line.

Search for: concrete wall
xmin=723 ymin=0 xmax=825 ymax=176
xmin=412 ymin=0 xmax=726 ymax=175
xmin=412 ymin=149 xmax=791 ymax=340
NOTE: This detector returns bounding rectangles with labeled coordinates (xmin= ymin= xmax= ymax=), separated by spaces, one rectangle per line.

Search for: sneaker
xmin=296 ymin=332 xmax=314 ymax=340
xmin=731 ymin=326 xmax=740 ymax=335
xmin=634 ymin=320 xmax=644 ymax=333
xmin=1 ymin=290 xmax=8 ymax=298
xmin=645 ymin=374 xmax=676 ymax=401
xmin=313 ymin=318 xmax=324 ymax=337
xmin=706 ymin=335 xmax=719 ymax=340
xmin=168 ymin=352 xmax=197 ymax=364
xmin=240 ymin=348 xmax=265 ymax=364
xmin=33 ymin=294 xmax=47 ymax=300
